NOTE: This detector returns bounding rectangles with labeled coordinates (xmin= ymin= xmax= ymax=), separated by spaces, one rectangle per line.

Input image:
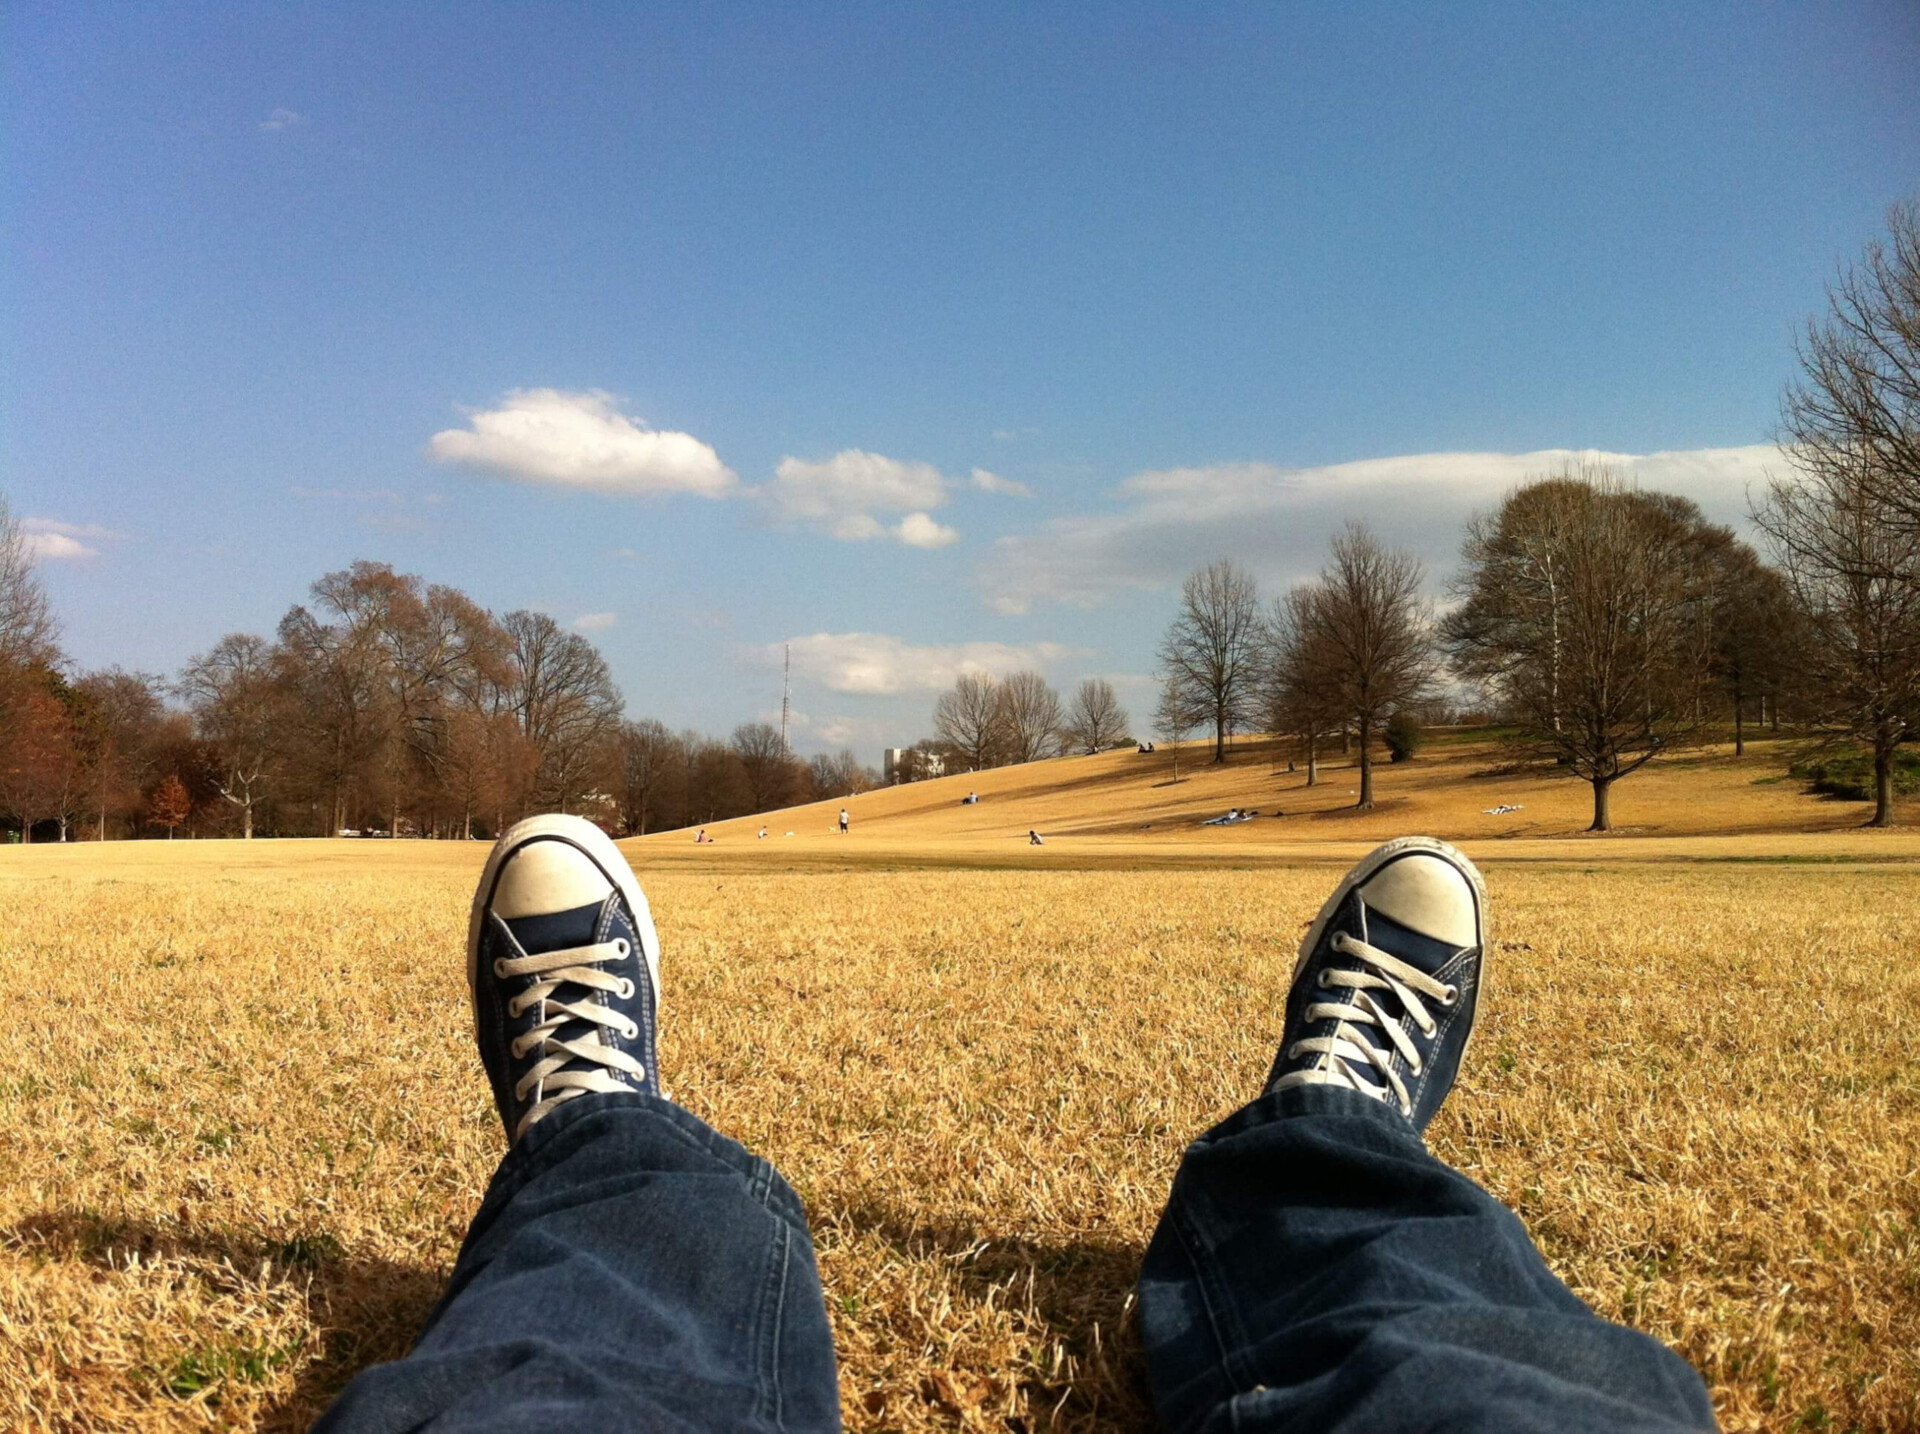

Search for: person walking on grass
xmin=838 ymin=807 xmax=849 ymax=835
xmin=316 ymin=817 xmax=1717 ymax=1434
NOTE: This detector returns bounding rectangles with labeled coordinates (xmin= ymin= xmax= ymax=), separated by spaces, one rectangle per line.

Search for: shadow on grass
xmin=827 ymin=1200 xmax=1157 ymax=1430
xmin=2 ymin=1207 xmax=447 ymax=1429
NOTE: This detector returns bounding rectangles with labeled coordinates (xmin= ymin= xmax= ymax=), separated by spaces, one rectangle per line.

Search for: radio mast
xmin=780 ymin=643 xmax=791 ymax=754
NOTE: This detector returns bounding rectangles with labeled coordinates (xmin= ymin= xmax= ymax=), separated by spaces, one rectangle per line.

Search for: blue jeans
xmin=317 ymin=1088 xmax=1716 ymax=1432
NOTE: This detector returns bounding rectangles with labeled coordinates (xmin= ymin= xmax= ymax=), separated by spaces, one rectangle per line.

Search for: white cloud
xmin=762 ymin=632 xmax=1081 ymax=696
xmin=970 ymin=468 xmax=1032 ymax=497
xmin=978 ymin=444 xmax=1782 ymax=614
xmin=573 ymin=611 xmax=617 ymax=632
xmin=21 ymin=518 xmax=116 ymax=560
xmin=761 ymin=449 xmax=956 ymax=547
xmin=259 ymin=108 xmax=304 ymax=131
xmin=24 ymin=532 xmax=96 ymax=560
xmin=895 ymin=512 xmax=960 ymax=549
xmin=430 ymin=389 xmax=738 ymax=498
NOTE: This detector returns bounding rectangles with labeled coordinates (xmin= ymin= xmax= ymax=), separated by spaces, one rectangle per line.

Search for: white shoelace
xmin=494 ymin=937 xmax=647 ymax=1139
xmin=1273 ymin=931 xmax=1459 ymax=1118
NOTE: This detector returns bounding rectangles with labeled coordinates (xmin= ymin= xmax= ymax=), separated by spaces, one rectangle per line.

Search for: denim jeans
xmin=318 ymin=1087 xmax=1715 ymax=1433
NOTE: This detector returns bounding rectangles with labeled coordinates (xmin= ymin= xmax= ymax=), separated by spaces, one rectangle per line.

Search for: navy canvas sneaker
xmin=1267 ymin=836 xmax=1488 ymax=1131
xmin=466 ymin=815 xmax=663 ymax=1143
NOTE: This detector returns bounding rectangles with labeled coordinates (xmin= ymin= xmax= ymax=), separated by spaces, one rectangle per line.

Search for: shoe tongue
xmin=505 ymin=899 xmax=605 ymax=956
xmin=1359 ymin=905 xmax=1460 ymax=976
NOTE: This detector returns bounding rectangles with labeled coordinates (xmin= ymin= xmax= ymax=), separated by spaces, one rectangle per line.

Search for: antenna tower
xmin=781 ymin=643 xmax=792 ymax=754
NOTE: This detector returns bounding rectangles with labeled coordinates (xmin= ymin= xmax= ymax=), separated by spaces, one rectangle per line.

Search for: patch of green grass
xmin=162 ymin=1338 xmax=301 ymax=1399
xmin=1789 ymin=748 xmax=1920 ymax=802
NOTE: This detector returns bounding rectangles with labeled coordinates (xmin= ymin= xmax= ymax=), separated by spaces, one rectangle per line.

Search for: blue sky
xmin=5 ymin=3 xmax=1917 ymax=754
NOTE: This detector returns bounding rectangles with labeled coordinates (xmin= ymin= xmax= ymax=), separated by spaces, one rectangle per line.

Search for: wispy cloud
xmin=977 ymin=444 xmax=1780 ymax=614
xmin=760 ymin=632 xmax=1080 ymax=696
xmin=431 ymin=388 xmax=738 ymax=498
xmin=21 ymin=517 xmax=117 ymax=560
xmin=969 ymin=468 xmax=1032 ymax=497
xmin=259 ymin=107 xmax=305 ymax=132
xmin=573 ymin=612 xmax=617 ymax=632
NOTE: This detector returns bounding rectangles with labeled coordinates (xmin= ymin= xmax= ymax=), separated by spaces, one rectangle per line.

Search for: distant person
xmin=963 ymin=791 xmax=979 ymax=805
xmin=316 ymin=822 xmax=1716 ymax=1434
xmin=693 ymin=828 xmax=707 ymax=844
xmin=838 ymin=808 xmax=849 ymax=835
xmin=757 ymin=826 xmax=768 ymax=839
xmin=1028 ymin=828 xmax=1044 ymax=845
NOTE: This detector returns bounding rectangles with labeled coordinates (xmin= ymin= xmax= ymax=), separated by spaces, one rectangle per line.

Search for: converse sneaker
xmin=467 ymin=815 xmax=663 ymax=1143
xmin=1267 ymin=836 xmax=1488 ymax=1131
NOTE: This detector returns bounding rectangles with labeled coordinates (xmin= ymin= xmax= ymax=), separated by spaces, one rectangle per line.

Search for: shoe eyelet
xmin=1316 ymin=971 xmax=1332 ymax=988
xmin=617 ymin=978 xmax=635 ymax=999
xmin=1419 ymin=1021 xmax=1437 ymax=1039
xmin=507 ymin=998 xmax=525 ymax=1018
xmin=1408 ymin=1059 xmax=1423 ymax=1076
xmin=1441 ymin=985 xmax=1460 ymax=1007
xmin=615 ymin=939 xmax=631 ymax=958
xmin=493 ymin=958 xmax=509 ymax=978
xmin=624 ymin=1021 xmax=640 ymax=1040
xmin=509 ymin=1037 xmax=528 ymax=1058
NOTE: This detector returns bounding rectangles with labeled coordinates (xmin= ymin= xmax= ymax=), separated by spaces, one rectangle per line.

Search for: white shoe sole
xmin=1290 ymin=836 xmax=1491 ymax=1083
xmin=466 ymin=815 xmax=664 ymax=1036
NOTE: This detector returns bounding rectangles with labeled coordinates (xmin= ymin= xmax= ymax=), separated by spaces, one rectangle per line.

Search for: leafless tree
xmin=1154 ymin=674 xmax=1201 ymax=781
xmin=806 ymin=749 xmax=875 ymax=800
xmin=1260 ymin=587 xmax=1344 ymax=786
xmin=1298 ymin=525 xmax=1435 ymax=809
xmin=1447 ymin=467 xmax=1713 ymax=830
xmin=934 ymin=673 xmax=1005 ymax=772
xmin=1780 ymin=197 xmax=1920 ymax=537
xmin=0 ymin=492 xmax=58 ymax=671
xmin=1755 ymin=456 xmax=1920 ymax=825
xmin=732 ymin=721 xmax=799 ymax=811
xmin=1064 ymin=678 xmax=1130 ymax=754
xmin=502 ymin=610 xmax=624 ymax=813
xmin=72 ymin=669 xmax=165 ymax=840
xmin=180 ymin=634 xmax=281 ymax=839
xmin=1158 ymin=560 xmax=1261 ymax=763
xmin=610 ymin=718 xmax=675 ymax=835
xmin=995 ymin=670 xmax=1065 ymax=763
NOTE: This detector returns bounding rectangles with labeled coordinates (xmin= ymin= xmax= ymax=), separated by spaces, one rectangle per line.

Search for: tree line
xmin=0 ymin=546 xmax=878 ymax=842
xmin=918 ymin=199 xmax=1919 ymax=831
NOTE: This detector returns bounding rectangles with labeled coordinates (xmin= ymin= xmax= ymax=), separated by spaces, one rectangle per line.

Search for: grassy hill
xmin=635 ymin=729 xmax=1914 ymax=865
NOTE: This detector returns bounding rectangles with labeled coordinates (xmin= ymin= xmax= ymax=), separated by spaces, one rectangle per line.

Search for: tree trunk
xmin=1733 ymin=693 xmax=1744 ymax=757
xmin=1341 ymin=726 xmax=1351 ymax=756
xmin=1356 ymin=716 xmax=1374 ymax=809
xmin=99 ymin=808 xmax=107 ymax=842
xmin=1213 ymin=715 xmax=1226 ymax=764
xmin=1305 ymin=732 xmax=1318 ymax=787
xmin=1769 ymin=697 xmax=1779 ymax=732
xmin=1872 ymin=746 xmax=1895 ymax=828
xmin=1589 ymin=778 xmax=1613 ymax=833
xmin=242 ymin=802 xmax=253 ymax=841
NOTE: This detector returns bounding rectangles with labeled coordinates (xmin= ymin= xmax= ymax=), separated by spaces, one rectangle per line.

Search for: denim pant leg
xmin=1138 ymin=1086 xmax=1717 ymax=1434
xmin=316 ymin=1092 xmax=841 ymax=1434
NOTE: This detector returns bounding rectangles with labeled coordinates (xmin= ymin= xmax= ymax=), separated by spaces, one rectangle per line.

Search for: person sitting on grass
xmin=315 ymin=817 xmax=1718 ymax=1434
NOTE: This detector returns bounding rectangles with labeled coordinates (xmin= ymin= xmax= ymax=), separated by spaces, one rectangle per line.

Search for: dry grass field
xmin=3 ymin=739 xmax=1917 ymax=1432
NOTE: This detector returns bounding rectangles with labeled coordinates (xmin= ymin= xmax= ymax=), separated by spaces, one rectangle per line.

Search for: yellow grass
xmin=3 ymin=740 xmax=1917 ymax=1432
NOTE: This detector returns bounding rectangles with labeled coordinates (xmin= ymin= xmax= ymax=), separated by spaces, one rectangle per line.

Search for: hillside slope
xmin=634 ymin=730 xmax=1902 ymax=857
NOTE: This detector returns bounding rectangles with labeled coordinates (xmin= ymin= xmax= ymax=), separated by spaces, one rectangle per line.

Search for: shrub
xmin=1385 ymin=711 xmax=1423 ymax=764
xmin=1788 ymin=748 xmax=1920 ymax=801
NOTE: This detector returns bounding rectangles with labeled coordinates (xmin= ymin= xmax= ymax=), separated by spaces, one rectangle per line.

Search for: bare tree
xmin=1708 ymin=547 xmax=1803 ymax=756
xmin=74 ymin=669 xmax=166 ymax=840
xmin=0 ymin=492 xmax=58 ymax=670
xmin=1299 ymin=525 xmax=1435 ymax=809
xmin=995 ymin=670 xmax=1065 ymax=763
xmin=1064 ymin=678 xmax=1130 ymax=753
xmin=1755 ymin=457 xmax=1920 ymax=826
xmin=1447 ymin=467 xmax=1713 ymax=830
xmin=610 ymin=718 xmax=675 ymax=836
xmin=732 ymin=721 xmax=799 ymax=811
xmin=1158 ymin=560 xmax=1261 ymax=763
xmin=1780 ymin=197 xmax=1920 ymax=537
xmin=180 ymin=634 xmax=281 ymax=839
xmin=1261 ymin=587 xmax=1344 ymax=786
xmin=933 ymin=673 xmax=1005 ymax=772
xmin=1154 ymin=675 xmax=1201 ymax=781
xmin=806 ymin=749 xmax=876 ymax=800
xmin=502 ymin=610 xmax=625 ymax=813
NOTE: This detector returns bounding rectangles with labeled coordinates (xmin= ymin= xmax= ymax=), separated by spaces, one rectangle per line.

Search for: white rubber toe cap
xmin=491 ymin=838 xmax=615 ymax=920
xmin=1359 ymin=853 xmax=1481 ymax=949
